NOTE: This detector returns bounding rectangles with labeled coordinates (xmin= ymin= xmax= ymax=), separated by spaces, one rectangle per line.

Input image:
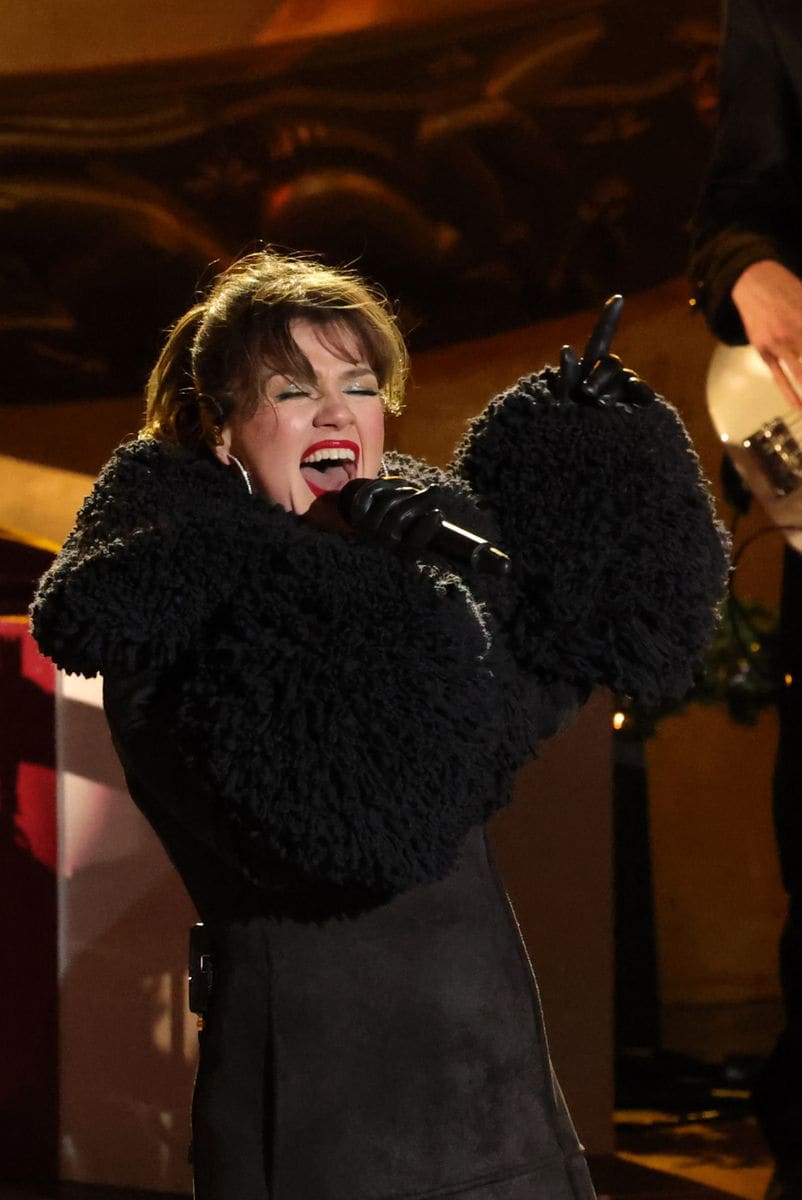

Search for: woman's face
xmin=216 ymin=317 xmax=386 ymax=514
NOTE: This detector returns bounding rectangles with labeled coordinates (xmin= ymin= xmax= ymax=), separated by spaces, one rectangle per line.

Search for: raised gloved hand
xmin=339 ymin=476 xmax=444 ymax=553
xmin=551 ymin=294 xmax=655 ymax=409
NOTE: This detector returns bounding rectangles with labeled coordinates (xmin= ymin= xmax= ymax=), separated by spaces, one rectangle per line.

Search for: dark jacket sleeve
xmin=30 ymin=441 xmax=514 ymax=899
xmin=689 ymin=0 xmax=802 ymax=342
xmin=454 ymin=371 xmax=730 ymax=703
xmin=30 ymin=443 xmax=256 ymax=677
xmin=102 ymin=665 xmax=385 ymax=918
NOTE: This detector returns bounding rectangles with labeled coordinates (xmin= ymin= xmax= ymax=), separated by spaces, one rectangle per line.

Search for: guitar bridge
xmin=744 ymin=418 xmax=802 ymax=497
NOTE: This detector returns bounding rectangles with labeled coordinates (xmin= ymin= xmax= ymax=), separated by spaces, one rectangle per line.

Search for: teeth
xmin=300 ymin=447 xmax=356 ymax=465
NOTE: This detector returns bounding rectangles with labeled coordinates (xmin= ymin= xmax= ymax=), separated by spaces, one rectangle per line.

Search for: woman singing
xmin=32 ymin=250 xmax=727 ymax=1200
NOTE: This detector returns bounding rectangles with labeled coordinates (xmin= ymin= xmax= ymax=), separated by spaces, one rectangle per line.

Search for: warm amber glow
xmin=613 ymin=711 xmax=626 ymax=731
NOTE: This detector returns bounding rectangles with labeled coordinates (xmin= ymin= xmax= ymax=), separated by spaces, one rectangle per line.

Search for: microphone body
xmin=432 ymin=519 xmax=511 ymax=576
xmin=338 ymin=479 xmax=511 ymax=577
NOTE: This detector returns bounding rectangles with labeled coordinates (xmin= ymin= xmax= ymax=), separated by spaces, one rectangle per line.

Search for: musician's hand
xmin=732 ymin=260 xmax=802 ymax=409
xmin=551 ymin=294 xmax=655 ymax=409
xmin=341 ymin=476 xmax=444 ymax=553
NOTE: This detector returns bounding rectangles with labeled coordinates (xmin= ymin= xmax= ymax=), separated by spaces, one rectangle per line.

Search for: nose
xmin=313 ymin=387 xmax=355 ymax=429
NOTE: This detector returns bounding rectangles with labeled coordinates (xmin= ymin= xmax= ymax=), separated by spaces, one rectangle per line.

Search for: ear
xmin=212 ymin=424 xmax=232 ymax=464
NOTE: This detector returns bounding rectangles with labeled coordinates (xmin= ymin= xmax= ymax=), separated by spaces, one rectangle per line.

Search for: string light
xmin=613 ymin=711 xmax=626 ymax=731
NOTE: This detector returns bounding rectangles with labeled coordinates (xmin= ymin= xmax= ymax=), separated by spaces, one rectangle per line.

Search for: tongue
xmin=300 ymin=463 xmax=350 ymax=493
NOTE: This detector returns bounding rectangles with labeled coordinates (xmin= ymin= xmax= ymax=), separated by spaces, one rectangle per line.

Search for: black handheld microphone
xmin=338 ymin=478 xmax=512 ymax=578
xmin=424 ymin=518 xmax=512 ymax=577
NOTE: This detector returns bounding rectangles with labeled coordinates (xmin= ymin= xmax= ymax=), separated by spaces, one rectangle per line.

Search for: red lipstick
xmin=300 ymin=439 xmax=360 ymax=497
xmin=301 ymin=439 xmax=360 ymax=460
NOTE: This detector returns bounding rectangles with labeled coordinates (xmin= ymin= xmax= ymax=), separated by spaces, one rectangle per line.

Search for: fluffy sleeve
xmin=30 ymin=441 xmax=259 ymax=677
xmin=29 ymin=438 xmax=531 ymax=898
xmin=170 ymin=527 xmax=516 ymax=896
xmin=454 ymin=371 xmax=730 ymax=702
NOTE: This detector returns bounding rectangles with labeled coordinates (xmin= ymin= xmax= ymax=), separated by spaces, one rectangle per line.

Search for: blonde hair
xmin=143 ymin=251 xmax=408 ymax=449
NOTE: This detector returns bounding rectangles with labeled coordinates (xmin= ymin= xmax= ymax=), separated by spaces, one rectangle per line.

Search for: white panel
xmin=56 ymin=671 xmax=196 ymax=1193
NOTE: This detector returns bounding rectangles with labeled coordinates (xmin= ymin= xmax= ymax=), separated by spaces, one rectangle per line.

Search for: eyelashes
xmin=273 ymin=386 xmax=380 ymax=402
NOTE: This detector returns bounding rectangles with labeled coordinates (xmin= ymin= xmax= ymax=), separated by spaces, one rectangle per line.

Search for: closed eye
xmin=274 ymin=384 xmax=309 ymax=401
xmin=275 ymin=385 xmax=379 ymax=400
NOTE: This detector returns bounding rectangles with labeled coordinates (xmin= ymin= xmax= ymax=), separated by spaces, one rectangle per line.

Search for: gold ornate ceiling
xmin=0 ymin=0 xmax=719 ymax=403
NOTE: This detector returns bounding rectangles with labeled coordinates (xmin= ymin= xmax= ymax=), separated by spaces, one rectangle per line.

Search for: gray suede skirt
xmin=191 ymin=826 xmax=596 ymax=1200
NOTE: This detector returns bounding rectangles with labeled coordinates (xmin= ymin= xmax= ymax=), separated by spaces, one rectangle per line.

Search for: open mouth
xmin=300 ymin=439 xmax=360 ymax=496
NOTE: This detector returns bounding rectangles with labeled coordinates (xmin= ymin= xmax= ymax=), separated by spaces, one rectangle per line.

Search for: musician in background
xmin=691 ymin=3 xmax=802 ymax=1197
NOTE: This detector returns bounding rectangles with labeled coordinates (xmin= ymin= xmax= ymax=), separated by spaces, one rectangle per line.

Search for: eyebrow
xmin=265 ymin=365 xmax=378 ymax=384
xmin=341 ymin=365 xmax=378 ymax=380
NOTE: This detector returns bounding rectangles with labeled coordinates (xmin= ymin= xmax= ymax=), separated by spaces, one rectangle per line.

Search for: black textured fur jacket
xmin=32 ymin=369 xmax=728 ymax=914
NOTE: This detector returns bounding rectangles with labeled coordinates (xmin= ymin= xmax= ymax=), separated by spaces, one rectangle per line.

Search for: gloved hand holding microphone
xmin=309 ymin=294 xmax=654 ymax=572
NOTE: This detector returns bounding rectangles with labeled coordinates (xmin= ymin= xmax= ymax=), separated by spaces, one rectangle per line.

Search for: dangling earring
xmin=228 ymin=454 xmax=253 ymax=496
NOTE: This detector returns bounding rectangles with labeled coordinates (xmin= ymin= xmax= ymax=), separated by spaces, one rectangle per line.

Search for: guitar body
xmin=707 ymin=342 xmax=802 ymax=554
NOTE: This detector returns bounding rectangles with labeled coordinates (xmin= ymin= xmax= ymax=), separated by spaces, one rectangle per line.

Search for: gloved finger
xmin=580 ymin=353 xmax=623 ymax=402
xmin=358 ymin=487 xmax=418 ymax=537
xmin=581 ymin=294 xmax=624 ymax=375
xmin=345 ymin=476 xmax=411 ymax=525
xmin=594 ymin=372 xmax=657 ymax=408
xmin=623 ymin=373 xmax=656 ymax=407
xmin=556 ymin=345 xmax=581 ymax=401
xmin=369 ymin=486 xmax=441 ymax=543
xmin=397 ymin=506 xmax=444 ymax=552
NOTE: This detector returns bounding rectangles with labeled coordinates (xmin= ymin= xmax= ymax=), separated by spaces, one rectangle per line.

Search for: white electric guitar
xmin=707 ymin=342 xmax=802 ymax=553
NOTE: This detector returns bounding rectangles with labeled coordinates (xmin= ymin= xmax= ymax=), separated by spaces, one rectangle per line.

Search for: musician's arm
xmin=690 ymin=0 xmax=802 ymax=389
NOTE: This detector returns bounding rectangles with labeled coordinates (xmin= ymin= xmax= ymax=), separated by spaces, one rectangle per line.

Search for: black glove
xmin=552 ymin=294 xmax=655 ymax=409
xmin=340 ymin=476 xmax=444 ymax=553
